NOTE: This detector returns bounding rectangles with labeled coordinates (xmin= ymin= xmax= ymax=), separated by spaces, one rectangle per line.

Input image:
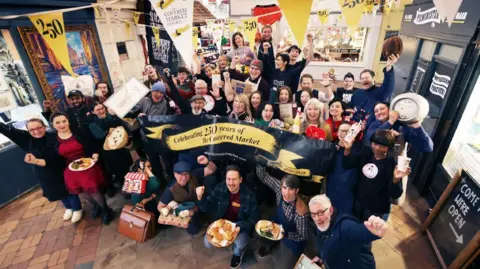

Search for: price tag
xmin=29 ymin=12 xmax=76 ymax=76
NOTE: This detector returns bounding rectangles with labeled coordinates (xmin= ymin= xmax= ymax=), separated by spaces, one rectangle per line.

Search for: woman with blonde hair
xmin=301 ymin=98 xmax=333 ymax=141
xmin=230 ymin=93 xmax=252 ymax=121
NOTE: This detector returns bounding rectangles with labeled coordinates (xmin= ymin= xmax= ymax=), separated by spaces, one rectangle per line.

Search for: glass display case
xmin=442 ymin=75 xmax=480 ymax=184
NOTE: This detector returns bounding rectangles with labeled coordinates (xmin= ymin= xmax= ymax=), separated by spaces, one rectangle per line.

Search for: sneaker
xmin=230 ymin=253 xmax=243 ymax=269
xmin=63 ymin=209 xmax=73 ymax=221
xmin=71 ymin=210 xmax=83 ymax=223
xmin=102 ymin=208 xmax=114 ymax=225
xmin=91 ymin=203 xmax=100 ymax=219
xmin=257 ymin=245 xmax=271 ymax=259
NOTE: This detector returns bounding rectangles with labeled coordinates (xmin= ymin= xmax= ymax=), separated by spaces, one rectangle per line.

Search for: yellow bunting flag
xmin=125 ymin=22 xmax=131 ymax=38
xmin=384 ymin=0 xmax=393 ymax=15
xmin=29 ymin=12 xmax=75 ymax=76
xmin=206 ymin=19 xmax=214 ymax=29
xmin=363 ymin=0 xmax=374 ymax=14
xmin=192 ymin=27 xmax=199 ymax=50
xmin=93 ymin=6 xmax=101 ymax=17
xmin=277 ymin=0 xmax=314 ymax=47
xmin=317 ymin=9 xmax=329 ymax=24
xmin=338 ymin=0 xmax=365 ymax=33
xmin=227 ymin=19 xmax=236 ymax=34
xmin=241 ymin=17 xmax=258 ymax=50
xmin=133 ymin=12 xmax=141 ymax=24
xmin=152 ymin=26 xmax=160 ymax=45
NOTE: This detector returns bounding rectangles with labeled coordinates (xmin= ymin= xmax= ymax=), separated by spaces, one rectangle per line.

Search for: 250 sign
xmin=243 ymin=21 xmax=257 ymax=31
xmin=343 ymin=0 xmax=365 ymax=8
xmin=36 ymin=19 xmax=64 ymax=39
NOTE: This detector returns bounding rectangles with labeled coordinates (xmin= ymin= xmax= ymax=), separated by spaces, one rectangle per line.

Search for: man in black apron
xmin=255 ymin=165 xmax=308 ymax=269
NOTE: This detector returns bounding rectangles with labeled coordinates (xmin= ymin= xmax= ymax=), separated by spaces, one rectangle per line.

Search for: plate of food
xmin=206 ymin=219 xmax=238 ymax=248
xmin=255 ymin=220 xmax=283 ymax=241
xmin=68 ymin=158 xmax=95 ymax=172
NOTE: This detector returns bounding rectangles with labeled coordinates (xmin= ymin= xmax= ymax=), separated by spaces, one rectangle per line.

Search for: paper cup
xmin=397 ymin=156 xmax=411 ymax=172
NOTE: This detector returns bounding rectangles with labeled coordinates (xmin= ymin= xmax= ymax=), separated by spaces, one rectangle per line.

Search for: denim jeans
xmin=204 ymin=231 xmax=249 ymax=256
xmin=61 ymin=194 xmax=82 ymax=211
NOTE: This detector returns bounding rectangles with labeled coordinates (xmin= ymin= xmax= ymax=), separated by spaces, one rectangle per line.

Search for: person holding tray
xmin=197 ymin=165 xmax=260 ymax=269
xmin=255 ymin=165 xmax=309 ymax=269
xmin=157 ymin=156 xmax=217 ymax=235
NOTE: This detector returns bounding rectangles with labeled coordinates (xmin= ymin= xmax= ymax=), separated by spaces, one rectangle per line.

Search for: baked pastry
xmin=216 ymin=219 xmax=225 ymax=227
xmin=103 ymin=126 xmax=128 ymax=150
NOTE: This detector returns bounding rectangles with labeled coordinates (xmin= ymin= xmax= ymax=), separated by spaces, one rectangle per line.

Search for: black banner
xmin=141 ymin=115 xmax=336 ymax=180
xmin=144 ymin=0 xmax=178 ymax=71
xmin=423 ymin=61 xmax=455 ymax=117
xmin=401 ymin=0 xmax=480 ymax=45
xmin=428 ymin=171 xmax=480 ymax=266
xmin=410 ymin=60 xmax=428 ymax=93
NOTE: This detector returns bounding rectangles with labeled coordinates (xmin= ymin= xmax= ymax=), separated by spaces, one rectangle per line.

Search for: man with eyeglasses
xmin=308 ymin=194 xmax=388 ymax=269
xmin=255 ymin=165 xmax=308 ymax=269
xmin=193 ymin=79 xmax=228 ymax=116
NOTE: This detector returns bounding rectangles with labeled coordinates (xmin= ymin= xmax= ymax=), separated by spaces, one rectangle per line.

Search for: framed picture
xmin=18 ymin=25 xmax=109 ymax=111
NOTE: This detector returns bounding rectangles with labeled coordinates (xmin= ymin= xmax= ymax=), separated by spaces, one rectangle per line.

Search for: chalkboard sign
xmin=422 ymin=170 xmax=480 ymax=269
xmin=410 ymin=61 xmax=428 ymax=93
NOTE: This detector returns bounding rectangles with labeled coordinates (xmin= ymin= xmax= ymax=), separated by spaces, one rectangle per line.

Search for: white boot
xmin=63 ymin=209 xmax=73 ymax=221
xmin=71 ymin=210 xmax=83 ymax=223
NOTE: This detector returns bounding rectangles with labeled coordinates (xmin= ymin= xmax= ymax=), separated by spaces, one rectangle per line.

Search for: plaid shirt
xmin=256 ymin=166 xmax=308 ymax=242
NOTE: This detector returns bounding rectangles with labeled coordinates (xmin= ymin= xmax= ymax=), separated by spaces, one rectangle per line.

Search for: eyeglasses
xmin=28 ymin=126 xmax=45 ymax=133
xmin=310 ymin=207 xmax=330 ymax=218
xmin=338 ymin=129 xmax=349 ymax=134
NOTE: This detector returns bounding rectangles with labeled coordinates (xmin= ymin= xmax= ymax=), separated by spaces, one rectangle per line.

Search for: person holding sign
xmin=350 ymin=54 xmax=399 ymax=118
xmin=255 ymin=166 xmax=309 ymax=269
xmin=198 ymin=165 xmax=260 ymax=269
xmin=343 ymin=129 xmax=410 ymax=221
xmin=365 ymin=102 xmax=433 ymax=153
xmin=269 ymin=86 xmax=296 ymax=125
xmin=226 ymin=56 xmax=270 ymax=101
xmin=309 ymin=194 xmax=388 ymax=269
xmin=157 ymin=156 xmax=217 ymax=235
xmin=226 ymin=32 xmax=255 ymax=66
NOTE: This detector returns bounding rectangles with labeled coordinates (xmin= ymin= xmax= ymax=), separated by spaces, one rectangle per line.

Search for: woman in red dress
xmin=50 ymin=112 xmax=114 ymax=224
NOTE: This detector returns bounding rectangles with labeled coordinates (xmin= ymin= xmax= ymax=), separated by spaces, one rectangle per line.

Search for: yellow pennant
xmin=277 ymin=0 xmax=314 ymax=47
xmin=125 ymin=22 xmax=131 ymax=38
xmin=29 ymin=12 xmax=75 ymax=76
xmin=93 ymin=6 xmax=101 ymax=17
xmin=227 ymin=19 xmax=236 ymax=34
xmin=192 ymin=27 xmax=199 ymax=50
xmin=317 ymin=9 xmax=329 ymax=24
xmin=384 ymin=0 xmax=393 ymax=15
xmin=206 ymin=19 xmax=214 ymax=28
xmin=241 ymin=17 xmax=258 ymax=50
xmin=363 ymin=0 xmax=374 ymax=14
xmin=133 ymin=12 xmax=141 ymax=24
xmin=152 ymin=26 xmax=160 ymax=45
xmin=338 ymin=0 xmax=365 ymax=32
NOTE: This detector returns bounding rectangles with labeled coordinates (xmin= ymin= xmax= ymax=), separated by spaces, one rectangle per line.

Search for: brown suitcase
xmin=118 ymin=196 xmax=156 ymax=243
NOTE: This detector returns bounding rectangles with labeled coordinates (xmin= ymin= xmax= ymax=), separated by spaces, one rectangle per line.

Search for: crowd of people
xmin=0 ymin=24 xmax=435 ymax=269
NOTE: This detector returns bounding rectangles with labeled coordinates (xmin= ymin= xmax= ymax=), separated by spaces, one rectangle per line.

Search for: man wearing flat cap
xmin=255 ymin=165 xmax=309 ymax=269
xmin=157 ymin=155 xmax=217 ymax=234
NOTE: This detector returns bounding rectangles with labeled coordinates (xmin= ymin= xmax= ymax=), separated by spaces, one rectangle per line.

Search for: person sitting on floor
xmin=197 ymin=165 xmax=260 ymax=269
xmin=255 ymin=165 xmax=308 ymax=269
xmin=157 ymin=156 xmax=217 ymax=235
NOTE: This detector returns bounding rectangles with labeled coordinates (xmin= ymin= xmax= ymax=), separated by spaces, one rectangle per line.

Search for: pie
xmin=104 ymin=126 xmax=128 ymax=150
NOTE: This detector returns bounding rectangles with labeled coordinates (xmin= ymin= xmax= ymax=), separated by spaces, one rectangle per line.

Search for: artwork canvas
xmin=18 ymin=25 xmax=108 ymax=111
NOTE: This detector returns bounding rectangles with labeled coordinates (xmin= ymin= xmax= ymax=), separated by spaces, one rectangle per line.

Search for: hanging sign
xmin=151 ymin=0 xmax=194 ymax=68
xmin=133 ymin=11 xmax=141 ymax=24
xmin=227 ymin=19 xmax=236 ymax=34
xmin=277 ymin=0 xmax=314 ymax=46
xmin=364 ymin=0 xmax=374 ymax=14
xmin=241 ymin=17 xmax=258 ymax=50
xmin=338 ymin=0 xmax=365 ymax=33
xmin=317 ymin=9 xmax=329 ymax=24
xmin=29 ymin=12 xmax=76 ymax=76
xmin=192 ymin=27 xmax=199 ymax=50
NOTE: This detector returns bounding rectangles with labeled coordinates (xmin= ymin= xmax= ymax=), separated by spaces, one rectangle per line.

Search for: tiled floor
xmin=0 ymin=185 xmax=440 ymax=269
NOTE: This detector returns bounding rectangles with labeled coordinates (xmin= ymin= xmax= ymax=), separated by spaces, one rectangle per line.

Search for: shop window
xmin=419 ymin=40 xmax=437 ymax=62
xmin=309 ymin=27 xmax=368 ymax=63
xmin=438 ymin=44 xmax=463 ymax=64
xmin=116 ymin=42 xmax=129 ymax=61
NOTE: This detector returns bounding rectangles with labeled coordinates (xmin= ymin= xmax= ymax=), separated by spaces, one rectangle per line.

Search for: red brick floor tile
xmin=0 ymin=221 xmax=19 ymax=234
xmin=29 ymin=234 xmax=42 ymax=248
xmin=47 ymin=250 xmax=61 ymax=267
xmin=0 ymin=254 xmax=5 ymax=267
xmin=8 ymin=260 xmax=29 ymax=269
xmin=71 ymin=235 xmax=82 ymax=247
xmin=65 ymin=246 xmax=79 ymax=266
xmin=31 ymin=243 xmax=46 ymax=260
xmin=74 ymin=254 xmax=94 ymax=265
xmin=49 ymin=263 xmax=65 ymax=269
xmin=63 ymin=261 xmax=75 ymax=269
xmin=57 ymin=249 xmax=69 ymax=265
xmin=75 ymin=221 xmax=86 ymax=236
xmin=0 ymin=239 xmax=23 ymax=256
xmin=20 ymin=236 xmax=34 ymax=250
xmin=0 ymin=232 xmax=12 ymax=245
xmin=38 ymin=204 xmax=57 ymax=216
xmin=11 ymin=246 xmax=36 ymax=265
xmin=18 ymin=216 xmax=37 ymax=226
xmin=29 ymin=254 xmax=50 ymax=266
xmin=26 ymin=260 xmax=47 ymax=269
xmin=41 ymin=241 xmax=56 ymax=257
xmin=0 ymin=252 xmax=17 ymax=268
xmin=53 ymin=237 xmax=73 ymax=253
xmin=28 ymin=198 xmax=48 ymax=209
